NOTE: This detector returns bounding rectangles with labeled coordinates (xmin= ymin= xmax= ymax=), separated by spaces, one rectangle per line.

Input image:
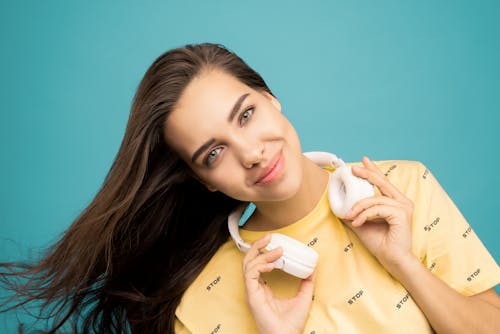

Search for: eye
xmin=204 ymin=147 xmax=223 ymax=166
xmin=239 ymin=107 xmax=254 ymax=126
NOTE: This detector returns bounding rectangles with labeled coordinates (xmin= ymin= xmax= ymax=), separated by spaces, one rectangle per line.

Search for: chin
xmin=266 ymin=170 xmax=303 ymax=202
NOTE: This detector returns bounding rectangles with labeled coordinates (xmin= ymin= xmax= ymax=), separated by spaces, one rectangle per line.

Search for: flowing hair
xmin=0 ymin=43 xmax=274 ymax=333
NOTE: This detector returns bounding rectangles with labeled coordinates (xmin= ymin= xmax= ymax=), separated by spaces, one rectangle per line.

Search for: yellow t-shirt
xmin=175 ymin=160 xmax=500 ymax=333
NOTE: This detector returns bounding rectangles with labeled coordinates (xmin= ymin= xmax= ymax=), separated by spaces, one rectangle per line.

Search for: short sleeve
xmin=413 ymin=162 xmax=500 ymax=296
xmin=175 ymin=317 xmax=192 ymax=334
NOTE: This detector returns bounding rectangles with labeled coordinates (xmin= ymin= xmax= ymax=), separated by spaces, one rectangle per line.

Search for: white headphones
xmin=228 ymin=151 xmax=375 ymax=279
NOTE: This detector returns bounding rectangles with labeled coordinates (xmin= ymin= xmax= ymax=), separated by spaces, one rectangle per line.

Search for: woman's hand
xmin=243 ymin=234 xmax=315 ymax=334
xmin=344 ymin=157 xmax=415 ymax=271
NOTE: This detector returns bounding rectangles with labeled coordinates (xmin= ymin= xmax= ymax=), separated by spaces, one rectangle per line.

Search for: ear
xmin=262 ymin=91 xmax=282 ymax=112
xmin=189 ymin=170 xmax=218 ymax=192
xmin=205 ymin=184 xmax=218 ymax=192
xmin=199 ymin=178 xmax=218 ymax=192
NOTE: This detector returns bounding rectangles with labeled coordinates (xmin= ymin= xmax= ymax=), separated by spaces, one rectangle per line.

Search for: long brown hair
xmin=0 ymin=43 xmax=274 ymax=333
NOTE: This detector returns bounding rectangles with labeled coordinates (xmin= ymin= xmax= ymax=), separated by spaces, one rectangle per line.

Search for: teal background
xmin=1 ymin=0 xmax=499 ymax=331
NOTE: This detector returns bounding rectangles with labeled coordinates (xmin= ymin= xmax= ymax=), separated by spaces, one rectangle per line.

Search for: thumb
xmin=296 ymin=272 xmax=315 ymax=300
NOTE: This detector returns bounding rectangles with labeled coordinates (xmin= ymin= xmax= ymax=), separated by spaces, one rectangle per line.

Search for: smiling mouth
xmin=256 ymin=150 xmax=285 ymax=185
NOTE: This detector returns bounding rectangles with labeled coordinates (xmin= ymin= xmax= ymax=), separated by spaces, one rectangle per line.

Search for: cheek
xmin=215 ymin=180 xmax=250 ymax=202
xmin=274 ymin=112 xmax=296 ymax=138
xmin=201 ymin=162 xmax=247 ymax=195
xmin=281 ymin=118 xmax=301 ymax=154
xmin=251 ymin=112 xmax=291 ymax=143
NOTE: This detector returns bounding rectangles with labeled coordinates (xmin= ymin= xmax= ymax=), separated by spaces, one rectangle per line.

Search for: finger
xmin=351 ymin=205 xmax=404 ymax=227
xmin=352 ymin=157 xmax=404 ymax=200
xmin=345 ymin=196 xmax=404 ymax=220
xmin=295 ymin=271 xmax=315 ymax=300
xmin=244 ymin=247 xmax=283 ymax=280
xmin=243 ymin=234 xmax=271 ymax=266
xmin=356 ymin=156 xmax=401 ymax=198
xmin=244 ymin=249 xmax=282 ymax=294
xmin=246 ymin=262 xmax=276 ymax=281
xmin=244 ymin=262 xmax=275 ymax=295
xmin=247 ymin=246 xmax=284 ymax=271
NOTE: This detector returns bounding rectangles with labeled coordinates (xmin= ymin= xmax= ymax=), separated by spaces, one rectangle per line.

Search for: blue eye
xmin=205 ymin=147 xmax=223 ymax=166
xmin=239 ymin=107 xmax=254 ymax=126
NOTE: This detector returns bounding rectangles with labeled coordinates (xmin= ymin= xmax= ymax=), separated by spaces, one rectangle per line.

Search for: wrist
xmin=259 ymin=326 xmax=301 ymax=334
xmin=380 ymin=252 xmax=423 ymax=281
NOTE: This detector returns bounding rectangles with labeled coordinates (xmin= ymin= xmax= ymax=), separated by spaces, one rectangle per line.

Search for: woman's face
xmin=164 ymin=69 xmax=304 ymax=203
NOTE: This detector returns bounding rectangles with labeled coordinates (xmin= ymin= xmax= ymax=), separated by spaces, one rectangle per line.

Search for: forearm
xmin=387 ymin=255 xmax=500 ymax=334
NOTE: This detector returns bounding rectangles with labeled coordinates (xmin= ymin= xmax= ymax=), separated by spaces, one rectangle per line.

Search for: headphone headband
xmin=228 ymin=205 xmax=251 ymax=252
xmin=226 ymin=151 xmax=374 ymax=279
xmin=227 ymin=151 xmax=343 ymax=252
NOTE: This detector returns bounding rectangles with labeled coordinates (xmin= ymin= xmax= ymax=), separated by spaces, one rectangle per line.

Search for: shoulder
xmin=347 ymin=159 xmax=427 ymax=173
xmin=369 ymin=159 xmax=426 ymax=173
xmin=348 ymin=159 xmax=429 ymax=192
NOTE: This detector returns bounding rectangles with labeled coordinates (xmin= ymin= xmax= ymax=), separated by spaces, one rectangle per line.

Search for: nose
xmin=235 ymin=137 xmax=264 ymax=169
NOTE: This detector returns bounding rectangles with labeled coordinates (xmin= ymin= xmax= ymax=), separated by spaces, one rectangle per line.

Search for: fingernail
xmin=345 ymin=209 xmax=353 ymax=218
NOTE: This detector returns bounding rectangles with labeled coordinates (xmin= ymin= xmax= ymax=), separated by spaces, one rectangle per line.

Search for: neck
xmin=244 ymin=156 xmax=329 ymax=231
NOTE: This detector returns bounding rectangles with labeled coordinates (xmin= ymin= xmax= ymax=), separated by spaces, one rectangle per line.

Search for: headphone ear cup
xmin=281 ymin=257 xmax=316 ymax=279
xmin=266 ymin=233 xmax=318 ymax=279
xmin=328 ymin=165 xmax=374 ymax=218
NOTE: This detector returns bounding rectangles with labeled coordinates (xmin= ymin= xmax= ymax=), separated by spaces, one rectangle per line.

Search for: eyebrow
xmin=228 ymin=93 xmax=250 ymax=122
xmin=191 ymin=93 xmax=250 ymax=164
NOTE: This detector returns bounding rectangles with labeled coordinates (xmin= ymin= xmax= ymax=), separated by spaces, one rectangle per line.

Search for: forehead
xmin=164 ymin=69 xmax=252 ymax=159
xmin=176 ymin=69 xmax=249 ymax=114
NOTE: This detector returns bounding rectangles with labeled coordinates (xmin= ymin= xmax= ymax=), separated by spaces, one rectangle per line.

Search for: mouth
xmin=255 ymin=150 xmax=285 ymax=185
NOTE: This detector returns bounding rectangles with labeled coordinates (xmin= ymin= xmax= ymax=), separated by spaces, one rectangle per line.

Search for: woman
xmin=1 ymin=43 xmax=499 ymax=333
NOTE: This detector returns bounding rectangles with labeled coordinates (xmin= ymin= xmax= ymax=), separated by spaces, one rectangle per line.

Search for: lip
xmin=255 ymin=150 xmax=285 ymax=185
